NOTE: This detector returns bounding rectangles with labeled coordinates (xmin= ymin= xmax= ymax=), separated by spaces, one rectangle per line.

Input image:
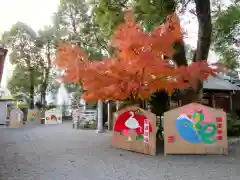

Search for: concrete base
xmin=96 ymin=129 xmax=105 ymax=133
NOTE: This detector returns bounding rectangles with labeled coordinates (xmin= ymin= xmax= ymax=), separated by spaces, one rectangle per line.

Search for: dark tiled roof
xmin=203 ymin=75 xmax=240 ymax=91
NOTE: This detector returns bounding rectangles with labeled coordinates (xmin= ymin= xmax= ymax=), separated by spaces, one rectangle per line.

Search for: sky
xmin=0 ymin=0 xmax=222 ymax=87
xmin=0 ymin=0 xmax=60 ymax=87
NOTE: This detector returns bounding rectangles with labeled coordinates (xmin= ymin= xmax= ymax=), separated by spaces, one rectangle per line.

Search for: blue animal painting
xmin=176 ymin=115 xmax=201 ymax=144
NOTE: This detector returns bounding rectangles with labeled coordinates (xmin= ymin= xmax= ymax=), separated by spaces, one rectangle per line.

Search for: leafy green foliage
xmin=55 ymin=0 xmax=107 ymax=57
xmin=93 ymin=0 xmax=126 ymax=38
xmin=55 ymin=0 xmax=90 ymax=45
xmin=1 ymin=22 xmax=38 ymax=66
xmin=134 ymin=0 xmax=176 ymax=32
xmin=51 ymin=0 xmax=109 ymax=100
xmin=93 ymin=0 xmax=177 ymax=38
xmin=213 ymin=2 xmax=240 ymax=70
xmin=36 ymin=26 xmax=59 ymax=104
xmin=227 ymin=113 xmax=240 ymax=136
xmin=1 ymin=22 xmax=60 ymax=107
xmin=7 ymin=65 xmax=42 ymax=97
xmin=1 ymin=22 xmax=43 ymax=108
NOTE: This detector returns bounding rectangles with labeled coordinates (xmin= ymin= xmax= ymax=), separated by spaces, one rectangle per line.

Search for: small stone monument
xmin=8 ymin=108 xmax=24 ymax=128
xmin=72 ymin=108 xmax=81 ymax=129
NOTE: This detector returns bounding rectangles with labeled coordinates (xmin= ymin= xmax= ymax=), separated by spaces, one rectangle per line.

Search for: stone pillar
xmin=107 ymin=101 xmax=113 ymax=131
xmin=116 ymin=101 xmax=120 ymax=111
xmin=97 ymin=100 xmax=104 ymax=133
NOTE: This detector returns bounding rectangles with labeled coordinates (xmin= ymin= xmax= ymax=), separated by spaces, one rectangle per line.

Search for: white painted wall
xmin=0 ymin=101 xmax=7 ymax=124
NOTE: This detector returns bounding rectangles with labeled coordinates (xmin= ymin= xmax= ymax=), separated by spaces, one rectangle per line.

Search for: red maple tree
xmin=55 ymin=11 xmax=216 ymax=102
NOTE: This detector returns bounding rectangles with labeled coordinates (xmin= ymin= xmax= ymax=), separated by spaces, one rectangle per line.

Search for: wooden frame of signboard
xmin=112 ymin=106 xmax=156 ymax=156
xmin=163 ymin=103 xmax=228 ymax=155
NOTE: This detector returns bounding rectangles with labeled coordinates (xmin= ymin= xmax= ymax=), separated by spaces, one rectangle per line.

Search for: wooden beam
xmin=230 ymin=91 xmax=233 ymax=111
xmin=212 ymin=94 xmax=215 ymax=108
xmin=107 ymin=101 xmax=113 ymax=131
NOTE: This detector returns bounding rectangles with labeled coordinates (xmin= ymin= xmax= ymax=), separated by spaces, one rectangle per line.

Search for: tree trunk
xmin=194 ymin=0 xmax=212 ymax=62
xmin=41 ymin=84 xmax=47 ymax=105
xmin=29 ymin=68 xmax=35 ymax=109
xmin=174 ymin=0 xmax=212 ymax=105
xmin=40 ymin=68 xmax=50 ymax=106
xmin=40 ymin=92 xmax=44 ymax=104
xmin=191 ymin=0 xmax=212 ymax=103
xmin=40 ymin=43 xmax=51 ymax=106
xmin=172 ymin=41 xmax=188 ymax=66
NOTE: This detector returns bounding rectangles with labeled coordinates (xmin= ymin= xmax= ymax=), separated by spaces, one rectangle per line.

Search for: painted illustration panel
xmin=26 ymin=109 xmax=42 ymax=126
xmin=164 ymin=103 xmax=228 ymax=155
xmin=112 ymin=106 xmax=156 ymax=156
xmin=45 ymin=108 xmax=62 ymax=124
xmin=9 ymin=108 xmax=24 ymax=128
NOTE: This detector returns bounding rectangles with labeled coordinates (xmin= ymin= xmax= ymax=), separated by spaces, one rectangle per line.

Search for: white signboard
xmin=72 ymin=109 xmax=97 ymax=128
xmin=78 ymin=110 xmax=97 ymax=122
xmin=45 ymin=108 xmax=62 ymax=124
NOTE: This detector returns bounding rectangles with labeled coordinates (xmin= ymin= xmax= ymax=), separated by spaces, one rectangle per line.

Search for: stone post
xmin=96 ymin=100 xmax=104 ymax=133
xmin=107 ymin=101 xmax=113 ymax=131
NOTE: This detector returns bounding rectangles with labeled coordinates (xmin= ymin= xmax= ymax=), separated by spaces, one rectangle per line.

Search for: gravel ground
xmin=0 ymin=122 xmax=240 ymax=180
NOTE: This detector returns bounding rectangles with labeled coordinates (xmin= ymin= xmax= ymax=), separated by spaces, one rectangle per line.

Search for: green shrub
xmin=18 ymin=103 xmax=28 ymax=109
xmin=46 ymin=104 xmax=57 ymax=110
xmin=227 ymin=113 xmax=240 ymax=137
xmin=118 ymin=100 xmax=138 ymax=111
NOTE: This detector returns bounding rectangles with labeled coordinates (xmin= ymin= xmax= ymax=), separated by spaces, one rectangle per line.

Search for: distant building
xmin=0 ymin=87 xmax=14 ymax=125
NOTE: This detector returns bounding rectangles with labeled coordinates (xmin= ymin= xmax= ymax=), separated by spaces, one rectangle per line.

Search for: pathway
xmin=0 ymin=123 xmax=239 ymax=180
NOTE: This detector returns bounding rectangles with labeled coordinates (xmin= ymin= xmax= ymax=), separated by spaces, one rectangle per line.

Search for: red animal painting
xmin=114 ymin=110 xmax=152 ymax=141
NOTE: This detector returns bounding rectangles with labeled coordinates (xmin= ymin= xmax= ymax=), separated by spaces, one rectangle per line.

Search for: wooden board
xmin=112 ymin=106 xmax=156 ymax=156
xmin=8 ymin=109 xmax=24 ymax=128
xmin=26 ymin=109 xmax=42 ymax=126
xmin=164 ymin=103 xmax=228 ymax=155
xmin=45 ymin=108 xmax=62 ymax=124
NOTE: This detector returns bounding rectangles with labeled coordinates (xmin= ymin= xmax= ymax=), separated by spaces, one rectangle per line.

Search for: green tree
xmin=54 ymin=0 xmax=108 ymax=57
xmin=52 ymin=0 xmax=109 ymax=100
xmin=7 ymin=65 xmax=42 ymax=101
xmin=213 ymin=0 xmax=240 ymax=71
xmin=36 ymin=26 xmax=59 ymax=105
xmin=1 ymin=22 xmax=41 ymax=108
xmin=54 ymin=0 xmax=90 ymax=46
